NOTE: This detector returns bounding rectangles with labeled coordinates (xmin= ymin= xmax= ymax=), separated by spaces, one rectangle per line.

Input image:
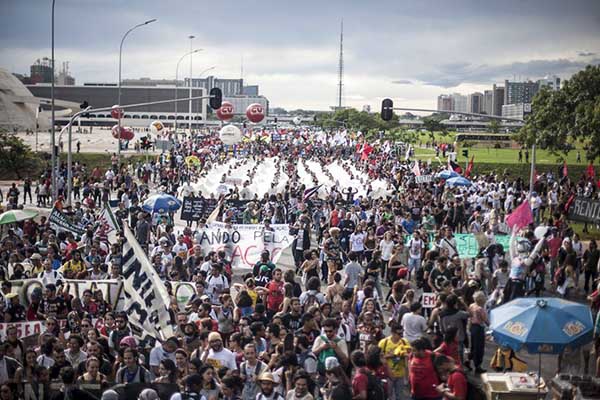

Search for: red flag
xmin=587 ymin=163 xmax=596 ymax=179
xmin=506 ymin=200 xmax=533 ymax=230
xmin=465 ymin=156 xmax=474 ymax=178
xmin=448 ymin=158 xmax=463 ymax=174
xmin=562 ymin=160 xmax=568 ymax=178
xmin=565 ymin=194 xmax=575 ymax=213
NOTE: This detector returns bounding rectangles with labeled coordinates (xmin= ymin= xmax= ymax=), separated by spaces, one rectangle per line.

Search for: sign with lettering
xmin=48 ymin=207 xmax=86 ymax=236
xmin=569 ymin=196 xmax=600 ymax=224
xmin=422 ymin=292 xmax=438 ymax=308
xmin=180 ymin=196 xmax=205 ymax=221
xmin=415 ymin=175 xmax=434 ymax=184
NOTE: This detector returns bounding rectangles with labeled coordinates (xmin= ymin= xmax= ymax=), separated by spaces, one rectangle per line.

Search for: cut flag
xmin=303 ymin=184 xmax=322 ymax=201
xmin=448 ymin=158 xmax=463 ymax=174
xmin=465 ymin=156 xmax=474 ymax=178
xmin=506 ymin=200 xmax=533 ymax=230
xmin=586 ymin=163 xmax=596 ymax=179
xmin=412 ymin=161 xmax=421 ymax=177
xmin=562 ymin=160 xmax=568 ymax=178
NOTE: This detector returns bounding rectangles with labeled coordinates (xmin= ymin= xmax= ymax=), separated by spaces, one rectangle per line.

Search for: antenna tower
xmin=337 ymin=19 xmax=344 ymax=109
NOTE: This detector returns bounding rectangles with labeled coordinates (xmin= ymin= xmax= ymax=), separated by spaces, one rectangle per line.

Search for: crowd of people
xmin=0 ymin=127 xmax=599 ymax=400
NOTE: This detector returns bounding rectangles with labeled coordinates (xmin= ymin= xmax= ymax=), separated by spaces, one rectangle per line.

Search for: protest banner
xmin=195 ymin=222 xmax=293 ymax=270
xmin=422 ymin=292 xmax=438 ymax=308
xmin=202 ymin=198 xmax=218 ymax=220
xmin=122 ymin=224 xmax=175 ymax=341
xmin=180 ymin=196 xmax=205 ymax=221
xmin=48 ymin=207 xmax=86 ymax=236
xmin=568 ymin=196 xmax=600 ymax=224
xmin=222 ymin=199 xmax=254 ymax=224
xmin=8 ymin=278 xmax=124 ymax=309
xmin=415 ymin=175 xmax=434 ymax=184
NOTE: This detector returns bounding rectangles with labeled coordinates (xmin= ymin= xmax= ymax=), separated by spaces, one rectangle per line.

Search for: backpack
xmin=554 ymin=267 xmax=566 ymax=286
xmin=303 ymin=292 xmax=320 ymax=311
xmin=365 ymin=370 xmax=385 ymax=400
xmin=316 ymin=336 xmax=338 ymax=374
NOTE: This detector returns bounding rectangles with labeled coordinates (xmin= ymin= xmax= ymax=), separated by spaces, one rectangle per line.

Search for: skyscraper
xmin=492 ymin=84 xmax=504 ymax=116
xmin=451 ymin=93 xmax=467 ymax=113
xmin=483 ymin=90 xmax=493 ymax=115
xmin=504 ymin=80 xmax=539 ymax=105
xmin=467 ymin=92 xmax=483 ymax=114
xmin=437 ymin=94 xmax=453 ymax=111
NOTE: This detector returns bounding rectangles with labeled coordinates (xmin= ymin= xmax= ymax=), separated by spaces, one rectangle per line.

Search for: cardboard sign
xmin=180 ymin=196 xmax=205 ymax=221
xmin=422 ymin=292 xmax=438 ymax=308
xmin=415 ymin=175 xmax=434 ymax=184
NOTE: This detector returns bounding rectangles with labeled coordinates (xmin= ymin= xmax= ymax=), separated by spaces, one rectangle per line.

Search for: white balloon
xmin=150 ymin=120 xmax=165 ymax=135
xmin=219 ymin=124 xmax=242 ymax=145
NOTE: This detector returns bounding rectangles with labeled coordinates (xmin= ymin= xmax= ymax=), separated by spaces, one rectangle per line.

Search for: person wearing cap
xmin=29 ymin=253 xmax=44 ymax=275
xmin=255 ymin=372 xmax=284 ymax=400
xmin=169 ymin=373 xmax=207 ymax=400
xmin=199 ymin=332 xmax=237 ymax=372
xmin=149 ymin=336 xmax=178 ymax=376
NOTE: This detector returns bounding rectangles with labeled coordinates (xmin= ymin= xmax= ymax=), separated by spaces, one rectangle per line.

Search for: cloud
xmin=578 ymin=51 xmax=597 ymax=57
xmin=391 ymin=80 xmax=413 ymax=85
xmin=415 ymin=57 xmax=600 ymax=88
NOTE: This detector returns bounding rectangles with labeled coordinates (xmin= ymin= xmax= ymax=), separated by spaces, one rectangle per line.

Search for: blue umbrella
xmin=490 ymin=297 xmax=593 ymax=354
xmin=142 ymin=194 xmax=182 ymax=213
xmin=436 ymin=169 xmax=459 ymax=179
xmin=445 ymin=176 xmax=472 ymax=187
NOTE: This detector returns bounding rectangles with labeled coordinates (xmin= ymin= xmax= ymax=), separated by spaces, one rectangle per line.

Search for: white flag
xmin=97 ymin=204 xmax=119 ymax=233
xmin=121 ymin=224 xmax=174 ymax=342
xmin=412 ymin=161 xmax=421 ymax=177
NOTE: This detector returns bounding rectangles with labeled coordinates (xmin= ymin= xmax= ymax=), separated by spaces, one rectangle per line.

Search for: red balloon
xmin=111 ymin=125 xmax=135 ymax=141
xmin=110 ymin=105 xmax=124 ymax=119
xmin=216 ymin=101 xmax=234 ymax=121
xmin=246 ymin=103 xmax=265 ymax=123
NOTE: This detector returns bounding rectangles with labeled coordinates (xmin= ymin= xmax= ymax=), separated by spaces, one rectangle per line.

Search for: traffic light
xmin=462 ymin=149 xmax=469 ymax=158
xmin=381 ymin=98 xmax=394 ymax=121
xmin=274 ymin=117 xmax=278 ymax=124
xmin=209 ymin=88 xmax=222 ymax=110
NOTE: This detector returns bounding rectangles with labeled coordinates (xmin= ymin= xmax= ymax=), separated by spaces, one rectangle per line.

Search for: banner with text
xmin=195 ymin=222 xmax=293 ymax=270
xmin=569 ymin=196 xmax=600 ymax=224
xmin=48 ymin=207 xmax=86 ymax=236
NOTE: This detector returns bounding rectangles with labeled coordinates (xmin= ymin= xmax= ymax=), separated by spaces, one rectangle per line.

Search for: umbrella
xmin=445 ymin=176 xmax=472 ymax=187
xmin=490 ymin=297 xmax=593 ymax=390
xmin=490 ymin=297 xmax=593 ymax=354
xmin=436 ymin=170 xmax=459 ymax=179
xmin=142 ymin=194 xmax=182 ymax=213
xmin=0 ymin=209 xmax=39 ymax=225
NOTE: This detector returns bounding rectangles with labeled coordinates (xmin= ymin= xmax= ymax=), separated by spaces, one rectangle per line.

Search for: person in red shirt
xmin=434 ymin=326 xmax=460 ymax=367
xmin=433 ymin=354 xmax=467 ymax=400
xmin=350 ymin=350 xmax=370 ymax=400
xmin=408 ymin=337 xmax=442 ymax=400
xmin=265 ymin=268 xmax=284 ymax=318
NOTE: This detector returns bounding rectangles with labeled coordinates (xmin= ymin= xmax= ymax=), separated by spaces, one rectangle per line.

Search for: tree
xmin=518 ymin=65 xmax=600 ymax=160
xmin=0 ymin=131 xmax=39 ymax=179
xmin=488 ymin=119 xmax=500 ymax=134
xmin=422 ymin=117 xmax=443 ymax=141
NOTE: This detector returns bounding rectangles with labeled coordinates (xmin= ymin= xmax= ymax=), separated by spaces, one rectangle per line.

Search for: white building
xmin=502 ymin=103 xmax=531 ymax=120
xmin=537 ymin=75 xmax=561 ymax=91
xmin=451 ymin=93 xmax=467 ymax=113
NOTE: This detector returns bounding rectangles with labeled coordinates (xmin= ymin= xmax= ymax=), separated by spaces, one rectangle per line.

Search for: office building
xmin=502 ymin=103 xmax=531 ymax=120
xmin=492 ymin=84 xmax=504 ymax=116
xmin=483 ymin=90 xmax=493 ymax=115
xmin=437 ymin=94 xmax=453 ymax=111
xmin=537 ymin=75 xmax=561 ymax=91
xmin=504 ymin=80 xmax=539 ymax=105
xmin=451 ymin=93 xmax=467 ymax=113
xmin=243 ymin=85 xmax=259 ymax=96
xmin=467 ymin=92 xmax=483 ymax=114
xmin=30 ymin=58 xmax=54 ymax=84
xmin=186 ymin=76 xmax=244 ymax=97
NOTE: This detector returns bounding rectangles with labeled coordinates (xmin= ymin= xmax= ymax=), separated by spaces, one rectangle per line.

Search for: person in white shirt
xmin=148 ymin=337 xmax=178 ymax=376
xmin=408 ymin=231 xmax=424 ymax=274
xmin=38 ymin=259 xmax=64 ymax=287
xmin=199 ymin=332 xmax=237 ymax=371
xmin=64 ymin=335 xmax=87 ymax=367
xmin=401 ymin=303 xmax=427 ymax=343
xmin=206 ymin=264 xmax=229 ymax=304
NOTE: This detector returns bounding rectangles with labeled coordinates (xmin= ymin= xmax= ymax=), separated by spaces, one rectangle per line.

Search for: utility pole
xmin=337 ymin=19 xmax=344 ymax=109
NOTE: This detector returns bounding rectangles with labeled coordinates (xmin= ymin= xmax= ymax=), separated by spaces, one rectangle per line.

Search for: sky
xmin=1 ymin=0 xmax=599 ymax=111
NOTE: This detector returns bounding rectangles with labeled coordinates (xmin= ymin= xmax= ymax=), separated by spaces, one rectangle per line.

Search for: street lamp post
xmin=175 ymin=49 xmax=202 ymax=132
xmin=188 ymin=35 xmax=195 ymax=135
xmin=50 ymin=0 xmax=56 ymax=203
xmin=117 ymin=18 xmax=157 ymax=169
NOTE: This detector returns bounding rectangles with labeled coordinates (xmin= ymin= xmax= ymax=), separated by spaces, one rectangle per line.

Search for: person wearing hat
xmin=198 ymin=332 xmax=237 ymax=371
xmin=256 ymin=372 xmax=284 ymax=400
xmin=30 ymin=253 xmax=44 ymax=275
xmin=169 ymin=374 xmax=206 ymax=400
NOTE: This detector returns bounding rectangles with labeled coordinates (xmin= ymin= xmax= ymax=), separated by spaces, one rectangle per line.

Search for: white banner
xmin=8 ymin=279 xmax=124 ymax=309
xmin=421 ymin=292 xmax=438 ymax=308
xmin=122 ymin=224 xmax=175 ymax=342
xmin=415 ymin=175 xmax=434 ymax=184
xmin=195 ymin=222 xmax=294 ymax=270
